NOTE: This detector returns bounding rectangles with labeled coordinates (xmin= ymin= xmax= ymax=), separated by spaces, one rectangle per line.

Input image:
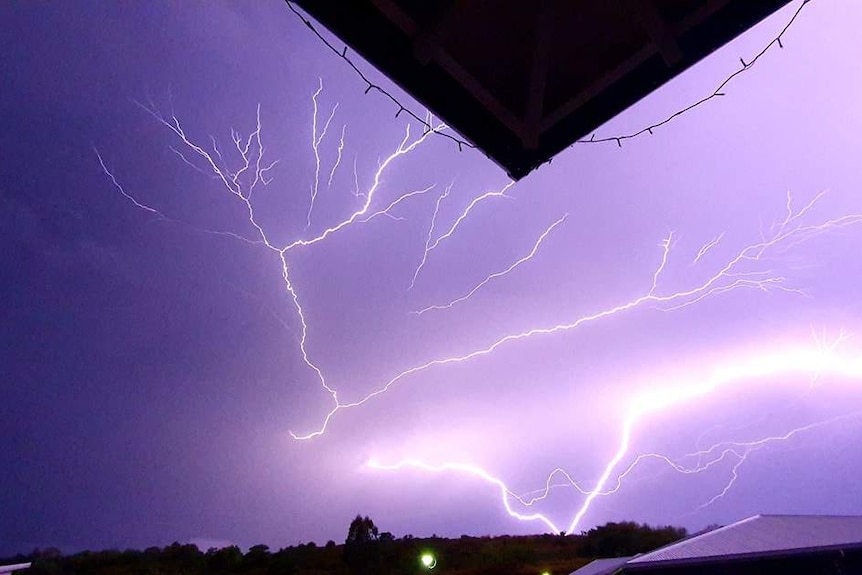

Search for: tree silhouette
xmin=582 ymin=521 xmax=687 ymax=557
xmin=243 ymin=544 xmax=270 ymax=570
xmin=343 ymin=515 xmax=381 ymax=574
xmin=206 ymin=545 xmax=243 ymax=573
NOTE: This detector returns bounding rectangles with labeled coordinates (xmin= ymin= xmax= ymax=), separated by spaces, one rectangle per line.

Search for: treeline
xmin=3 ymin=519 xmax=688 ymax=575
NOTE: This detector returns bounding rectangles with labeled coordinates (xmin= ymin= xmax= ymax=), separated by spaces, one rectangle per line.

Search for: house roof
xmin=626 ymin=514 xmax=862 ymax=568
xmin=290 ymin=0 xmax=792 ymax=179
xmin=569 ymin=556 xmax=633 ymax=575
xmin=0 ymin=564 xmax=32 ymax=575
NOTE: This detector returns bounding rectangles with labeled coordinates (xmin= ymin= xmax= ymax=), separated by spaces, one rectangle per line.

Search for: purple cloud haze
xmin=2 ymin=0 xmax=862 ymax=556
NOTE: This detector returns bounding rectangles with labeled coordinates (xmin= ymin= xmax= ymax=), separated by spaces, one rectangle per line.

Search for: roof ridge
xmin=757 ymin=513 xmax=862 ymax=518
xmin=628 ymin=513 xmax=862 ymax=567
xmin=627 ymin=515 xmax=760 ymax=560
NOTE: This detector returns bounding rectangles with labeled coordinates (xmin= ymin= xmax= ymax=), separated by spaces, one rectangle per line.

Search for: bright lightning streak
xmin=410 ymin=181 xmax=514 ymax=286
xmin=357 ymin=185 xmax=437 ymax=224
xmin=693 ymin=453 xmax=751 ymax=512
xmin=606 ymin=409 xmax=862 ymax=509
xmin=428 ymin=182 xmax=514 ymax=251
xmin=810 ymin=327 xmax=851 ymax=389
xmin=649 ymin=232 xmax=673 ymax=295
xmin=327 ymin=124 xmax=346 ymax=190
xmin=774 ymin=189 xmax=828 ymax=236
xmin=410 ymin=183 xmax=453 ymax=290
xmin=95 ymin=148 xmax=264 ymax=245
xmin=565 ymin=343 xmax=862 ymax=534
xmin=516 ymin=469 xmax=594 ymax=503
xmin=100 ymin=90 xmax=459 ymax=441
xmin=371 ymin=342 xmax=862 ymax=535
xmin=283 ymin=122 xmax=442 ymax=252
xmin=685 ymin=414 xmax=858 ymax=513
xmin=292 ymin=192 xmax=862 ymax=439
xmin=94 ymin=148 xmax=165 ymax=218
xmin=170 ymin=145 xmax=220 ymax=179
xmin=307 ymin=78 xmax=339 ymax=227
xmin=693 ymin=232 xmax=724 ymax=264
xmin=367 ymin=459 xmax=563 ymax=533
xmin=352 ymin=155 xmax=363 ymax=198
xmin=412 ymin=213 xmax=568 ymax=315
xmin=100 ymin=87 xmax=862 ymax=536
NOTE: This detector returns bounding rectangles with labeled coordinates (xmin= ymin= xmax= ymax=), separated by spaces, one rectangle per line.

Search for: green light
xmin=420 ymin=553 xmax=437 ymax=569
xmin=541 ymin=572 xmax=551 ymax=575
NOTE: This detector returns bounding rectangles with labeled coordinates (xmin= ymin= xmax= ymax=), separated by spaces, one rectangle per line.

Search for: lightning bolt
xmin=371 ymin=340 xmax=862 ymax=535
xmin=307 ymin=78 xmax=340 ymax=227
xmin=94 ymin=148 xmax=166 ymax=218
xmin=367 ymin=459 xmax=562 ymax=533
xmin=99 ymin=88 xmax=537 ymax=443
xmin=327 ymin=124 xmax=346 ymax=190
xmin=99 ymin=84 xmax=862 ymax=537
xmin=94 ymin=147 xmax=264 ymax=245
xmin=693 ymin=232 xmax=724 ymax=264
xmin=410 ymin=181 xmax=515 ymax=288
xmin=566 ymin=342 xmax=862 ymax=532
xmin=412 ymin=213 xmax=568 ymax=315
xmin=410 ymin=182 xmax=453 ymax=290
xmin=282 ymin=122 xmax=441 ymax=252
xmin=352 ymin=155 xmax=364 ymax=198
xmin=649 ymin=231 xmax=674 ymax=296
xmin=292 ymin=191 xmax=862 ymax=439
xmin=357 ymin=184 xmax=437 ymax=224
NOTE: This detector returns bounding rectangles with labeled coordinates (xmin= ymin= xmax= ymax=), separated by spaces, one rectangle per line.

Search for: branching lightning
xmin=99 ymin=83 xmax=554 ymax=444
xmin=427 ymin=182 xmax=515 ymax=254
xmin=412 ymin=213 xmax=568 ymax=315
xmin=371 ymin=341 xmax=862 ymax=535
xmin=308 ymin=78 xmax=340 ymax=227
xmin=94 ymin=146 xmax=265 ymax=245
xmin=367 ymin=459 xmax=563 ymax=533
xmin=410 ymin=183 xmax=452 ymax=290
xmin=693 ymin=232 xmax=724 ymax=264
xmin=292 ymin=190 xmax=862 ymax=439
xmin=327 ymin=124 xmax=346 ymax=190
xmin=410 ymin=181 xmax=515 ymax=288
xmin=102 ymin=87 xmax=446 ymax=413
xmin=99 ymin=74 xmax=862 ymax=538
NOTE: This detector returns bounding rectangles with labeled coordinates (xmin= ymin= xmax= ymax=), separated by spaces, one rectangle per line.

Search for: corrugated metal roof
xmin=570 ymin=556 xmax=633 ymax=575
xmin=628 ymin=515 xmax=862 ymax=565
xmin=0 ymin=564 xmax=32 ymax=575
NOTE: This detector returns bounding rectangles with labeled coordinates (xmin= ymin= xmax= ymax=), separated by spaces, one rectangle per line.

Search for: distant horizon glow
xmin=370 ymin=336 xmax=862 ymax=534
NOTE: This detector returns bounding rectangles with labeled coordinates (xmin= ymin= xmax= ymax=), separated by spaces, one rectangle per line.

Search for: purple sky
xmin=3 ymin=0 xmax=862 ymax=556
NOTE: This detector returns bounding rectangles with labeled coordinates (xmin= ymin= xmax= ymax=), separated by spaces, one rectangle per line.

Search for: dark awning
xmin=292 ymin=0 xmax=791 ymax=179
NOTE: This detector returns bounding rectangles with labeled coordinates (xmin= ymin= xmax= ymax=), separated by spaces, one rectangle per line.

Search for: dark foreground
xmin=4 ymin=521 xmax=686 ymax=575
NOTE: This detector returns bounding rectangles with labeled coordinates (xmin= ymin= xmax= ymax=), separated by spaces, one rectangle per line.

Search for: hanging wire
xmin=284 ymin=0 xmax=476 ymax=152
xmin=574 ymin=0 xmax=811 ymax=148
xmin=285 ymin=0 xmax=811 ymax=164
